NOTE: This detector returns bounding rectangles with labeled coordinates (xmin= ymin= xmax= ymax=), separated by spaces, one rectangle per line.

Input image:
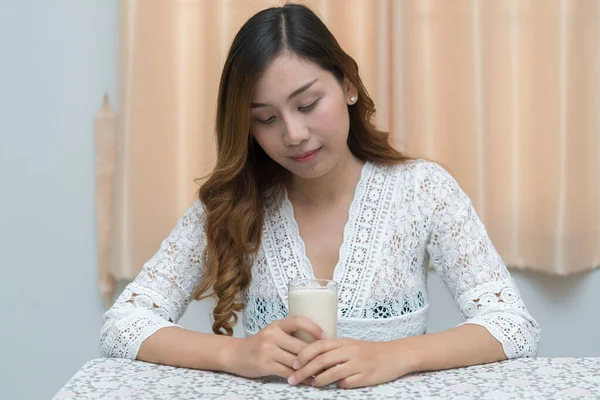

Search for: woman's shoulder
xmin=375 ymin=158 xmax=465 ymax=202
xmin=381 ymin=158 xmax=453 ymax=184
xmin=179 ymin=199 xmax=207 ymax=228
xmin=190 ymin=198 xmax=206 ymax=215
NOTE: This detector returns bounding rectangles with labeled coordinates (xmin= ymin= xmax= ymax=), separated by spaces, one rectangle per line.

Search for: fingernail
xmin=320 ymin=331 xmax=327 ymax=339
xmin=293 ymin=360 xmax=300 ymax=369
xmin=288 ymin=375 xmax=297 ymax=385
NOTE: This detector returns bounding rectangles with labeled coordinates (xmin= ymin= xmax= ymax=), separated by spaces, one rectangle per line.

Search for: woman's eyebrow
xmin=251 ymin=78 xmax=319 ymax=108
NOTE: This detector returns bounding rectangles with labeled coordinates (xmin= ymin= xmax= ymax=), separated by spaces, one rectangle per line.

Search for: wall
xmin=0 ymin=1 xmax=118 ymax=399
xmin=0 ymin=1 xmax=598 ymax=399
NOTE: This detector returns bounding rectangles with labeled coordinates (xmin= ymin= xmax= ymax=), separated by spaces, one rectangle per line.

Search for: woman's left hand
xmin=287 ymin=338 xmax=416 ymax=389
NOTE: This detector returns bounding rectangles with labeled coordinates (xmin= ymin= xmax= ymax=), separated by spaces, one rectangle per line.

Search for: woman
xmin=100 ymin=3 xmax=540 ymax=389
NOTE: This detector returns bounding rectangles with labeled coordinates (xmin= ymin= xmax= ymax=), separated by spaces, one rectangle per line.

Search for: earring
xmin=350 ymin=96 xmax=356 ymax=103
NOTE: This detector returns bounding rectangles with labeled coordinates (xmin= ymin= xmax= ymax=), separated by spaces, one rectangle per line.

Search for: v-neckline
xmin=282 ymin=161 xmax=372 ymax=283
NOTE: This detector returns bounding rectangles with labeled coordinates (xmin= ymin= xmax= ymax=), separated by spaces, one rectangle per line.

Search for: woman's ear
xmin=343 ymin=77 xmax=359 ymax=105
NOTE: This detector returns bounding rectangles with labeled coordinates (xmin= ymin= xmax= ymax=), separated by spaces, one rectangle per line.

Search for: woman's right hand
xmin=223 ymin=316 xmax=325 ymax=381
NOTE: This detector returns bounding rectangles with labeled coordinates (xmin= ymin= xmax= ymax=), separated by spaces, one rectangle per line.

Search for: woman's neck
xmin=286 ymin=151 xmax=365 ymax=207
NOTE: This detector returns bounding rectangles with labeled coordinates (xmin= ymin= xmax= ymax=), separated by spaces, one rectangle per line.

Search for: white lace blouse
xmin=100 ymin=160 xmax=540 ymax=360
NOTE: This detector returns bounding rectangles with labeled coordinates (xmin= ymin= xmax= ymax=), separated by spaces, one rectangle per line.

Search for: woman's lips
xmin=291 ymin=148 xmax=321 ymax=163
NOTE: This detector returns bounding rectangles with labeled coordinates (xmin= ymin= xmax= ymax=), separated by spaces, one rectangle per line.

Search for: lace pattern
xmin=100 ymin=160 xmax=540 ymax=360
xmin=457 ymin=280 xmax=540 ymax=358
xmin=100 ymin=203 xmax=205 ymax=358
xmin=242 ymin=248 xmax=284 ymax=334
xmin=56 ymin=358 xmax=600 ymax=400
xmin=335 ymin=163 xmax=398 ymax=318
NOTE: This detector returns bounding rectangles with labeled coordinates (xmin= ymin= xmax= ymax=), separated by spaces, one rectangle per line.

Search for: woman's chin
xmin=286 ymin=163 xmax=331 ymax=180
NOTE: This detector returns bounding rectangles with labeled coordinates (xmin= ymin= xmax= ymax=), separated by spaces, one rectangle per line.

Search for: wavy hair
xmin=193 ymin=3 xmax=411 ymax=335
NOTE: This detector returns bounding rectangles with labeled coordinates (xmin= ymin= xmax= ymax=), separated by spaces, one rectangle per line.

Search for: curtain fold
xmin=101 ymin=0 xmax=599 ymax=295
xmin=397 ymin=0 xmax=599 ymax=275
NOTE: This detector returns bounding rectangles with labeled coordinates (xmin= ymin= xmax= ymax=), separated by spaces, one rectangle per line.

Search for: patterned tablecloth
xmin=53 ymin=357 xmax=600 ymax=399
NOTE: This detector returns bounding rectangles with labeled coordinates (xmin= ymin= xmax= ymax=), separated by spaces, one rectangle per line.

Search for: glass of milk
xmin=288 ymin=279 xmax=338 ymax=343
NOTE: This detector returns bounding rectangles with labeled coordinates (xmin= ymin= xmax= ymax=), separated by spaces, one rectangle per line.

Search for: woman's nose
xmin=283 ymin=117 xmax=310 ymax=146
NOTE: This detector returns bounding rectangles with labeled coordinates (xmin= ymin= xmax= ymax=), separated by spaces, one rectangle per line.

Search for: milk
xmin=288 ymin=288 xmax=338 ymax=343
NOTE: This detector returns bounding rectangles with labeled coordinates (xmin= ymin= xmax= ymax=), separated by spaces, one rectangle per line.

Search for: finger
xmin=276 ymin=334 xmax=309 ymax=356
xmin=295 ymin=339 xmax=344 ymax=368
xmin=301 ymin=377 xmax=314 ymax=386
xmin=271 ymin=348 xmax=297 ymax=369
xmin=279 ymin=315 xmax=325 ymax=341
xmin=290 ymin=350 xmax=349 ymax=386
xmin=312 ymin=363 xmax=354 ymax=387
xmin=336 ymin=373 xmax=364 ymax=389
xmin=270 ymin=362 xmax=295 ymax=380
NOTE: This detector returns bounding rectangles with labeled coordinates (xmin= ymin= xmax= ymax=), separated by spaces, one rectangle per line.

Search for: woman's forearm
xmin=137 ymin=326 xmax=238 ymax=371
xmin=394 ymin=324 xmax=507 ymax=374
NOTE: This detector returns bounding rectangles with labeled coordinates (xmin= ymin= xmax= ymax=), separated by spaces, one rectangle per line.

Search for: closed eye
xmin=255 ymin=116 xmax=276 ymax=124
xmin=299 ymin=98 xmax=320 ymax=112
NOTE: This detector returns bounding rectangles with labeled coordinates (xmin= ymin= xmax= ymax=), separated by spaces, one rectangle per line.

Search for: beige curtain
xmin=396 ymin=0 xmax=599 ymax=275
xmin=100 ymin=0 xmax=600 ymax=301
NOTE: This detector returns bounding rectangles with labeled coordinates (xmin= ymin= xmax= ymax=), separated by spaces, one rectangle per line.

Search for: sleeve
xmin=99 ymin=200 xmax=207 ymax=359
xmin=421 ymin=162 xmax=541 ymax=359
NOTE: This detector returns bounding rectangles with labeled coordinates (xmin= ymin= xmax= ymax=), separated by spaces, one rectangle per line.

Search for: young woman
xmin=100 ymin=3 xmax=540 ymax=389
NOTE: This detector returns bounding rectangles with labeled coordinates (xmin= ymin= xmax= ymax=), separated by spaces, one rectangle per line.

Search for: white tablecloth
xmin=53 ymin=357 xmax=600 ymax=399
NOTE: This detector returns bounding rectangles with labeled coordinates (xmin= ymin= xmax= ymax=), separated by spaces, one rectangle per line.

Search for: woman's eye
xmin=298 ymin=98 xmax=320 ymax=112
xmin=256 ymin=116 xmax=275 ymax=124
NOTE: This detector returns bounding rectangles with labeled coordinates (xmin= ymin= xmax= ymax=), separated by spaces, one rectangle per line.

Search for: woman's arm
xmin=137 ymin=326 xmax=235 ymax=370
xmin=101 ymin=201 xmax=240 ymax=372
xmin=288 ymin=323 xmax=506 ymax=388
xmin=424 ymin=162 xmax=540 ymax=360
xmin=100 ymin=201 xmax=208 ymax=360
xmin=391 ymin=324 xmax=506 ymax=374
xmin=100 ymin=200 xmax=326 ymax=382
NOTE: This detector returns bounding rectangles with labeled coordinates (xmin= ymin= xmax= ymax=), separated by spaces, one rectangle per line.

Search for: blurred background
xmin=1 ymin=0 xmax=599 ymax=399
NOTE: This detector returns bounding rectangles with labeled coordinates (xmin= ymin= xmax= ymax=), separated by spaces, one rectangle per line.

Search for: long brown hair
xmin=194 ymin=3 xmax=411 ymax=335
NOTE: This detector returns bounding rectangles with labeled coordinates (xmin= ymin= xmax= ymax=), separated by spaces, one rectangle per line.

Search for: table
xmin=53 ymin=357 xmax=600 ymax=399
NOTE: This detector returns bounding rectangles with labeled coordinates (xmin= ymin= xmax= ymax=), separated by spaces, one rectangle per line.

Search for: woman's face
xmin=250 ymin=54 xmax=357 ymax=180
